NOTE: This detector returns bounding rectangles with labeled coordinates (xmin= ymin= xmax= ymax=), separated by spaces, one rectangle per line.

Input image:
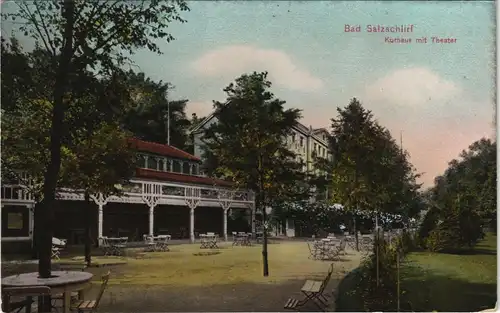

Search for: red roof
xmin=128 ymin=138 xmax=200 ymax=162
xmin=135 ymin=168 xmax=233 ymax=187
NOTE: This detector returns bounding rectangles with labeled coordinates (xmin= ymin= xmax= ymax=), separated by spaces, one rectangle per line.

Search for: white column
xmin=156 ymin=158 xmax=160 ymax=171
xmin=189 ymin=163 xmax=193 ymax=175
xmin=189 ymin=207 xmax=195 ymax=243
xmin=98 ymin=205 xmax=104 ymax=240
xmin=144 ymin=155 xmax=149 ymax=168
xmin=163 ymin=158 xmax=167 ymax=171
xmin=223 ymin=208 xmax=229 ymax=241
xmin=149 ymin=205 xmax=154 ymax=236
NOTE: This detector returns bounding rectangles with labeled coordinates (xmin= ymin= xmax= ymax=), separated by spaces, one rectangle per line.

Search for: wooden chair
xmin=284 ymin=263 xmax=334 ymax=311
xmin=2 ymin=286 xmax=51 ymax=313
xmin=307 ymin=241 xmax=320 ymax=260
xmin=143 ymin=234 xmax=156 ymax=252
xmin=71 ymin=271 xmax=110 ymax=312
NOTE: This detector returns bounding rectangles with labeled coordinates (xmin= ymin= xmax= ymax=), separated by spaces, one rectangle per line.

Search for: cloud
xmin=364 ymin=67 xmax=493 ymax=187
xmin=365 ymin=67 xmax=461 ymax=108
xmin=191 ymin=45 xmax=324 ymax=92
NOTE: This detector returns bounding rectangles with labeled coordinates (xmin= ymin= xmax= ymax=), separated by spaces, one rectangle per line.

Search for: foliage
xmin=421 ymin=138 xmax=495 ymax=251
xmin=319 ymin=98 xmax=423 ymax=219
xmin=121 ymin=71 xmax=191 ymax=149
xmin=201 ymin=71 xmax=309 ymax=213
xmin=2 ymin=0 xmax=189 ymax=278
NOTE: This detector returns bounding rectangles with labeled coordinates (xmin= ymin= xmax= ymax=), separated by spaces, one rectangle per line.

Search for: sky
xmin=2 ymin=1 xmax=496 ymax=187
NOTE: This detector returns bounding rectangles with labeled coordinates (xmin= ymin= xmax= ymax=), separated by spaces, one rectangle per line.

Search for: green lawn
xmin=336 ymin=234 xmax=497 ymax=312
xmin=400 ymin=234 xmax=497 ymax=312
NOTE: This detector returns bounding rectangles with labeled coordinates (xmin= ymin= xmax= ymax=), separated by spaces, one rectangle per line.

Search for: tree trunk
xmin=353 ymin=215 xmax=359 ymax=251
xmin=31 ymin=202 xmax=41 ymax=259
xmin=38 ymin=0 xmax=75 ymax=289
xmin=84 ymin=191 xmax=92 ymax=267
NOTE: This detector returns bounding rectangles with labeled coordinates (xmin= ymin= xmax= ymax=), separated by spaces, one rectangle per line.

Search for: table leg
xmin=63 ymin=292 xmax=71 ymax=313
xmin=26 ymin=296 xmax=32 ymax=313
xmin=78 ymin=289 xmax=85 ymax=300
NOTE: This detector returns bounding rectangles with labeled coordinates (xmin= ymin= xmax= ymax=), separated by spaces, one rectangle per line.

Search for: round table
xmin=2 ymin=271 xmax=93 ymax=313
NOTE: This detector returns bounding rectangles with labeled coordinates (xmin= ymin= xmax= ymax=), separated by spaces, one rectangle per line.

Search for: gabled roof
xmin=135 ymin=168 xmax=233 ymax=187
xmin=128 ymin=138 xmax=201 ymax=162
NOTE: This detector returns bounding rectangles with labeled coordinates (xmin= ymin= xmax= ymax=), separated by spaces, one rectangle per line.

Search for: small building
xmin=1 ymin=138 xmax=255 ymax=253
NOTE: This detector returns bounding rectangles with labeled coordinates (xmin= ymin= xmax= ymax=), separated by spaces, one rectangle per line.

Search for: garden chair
xmin=337 ymin=239 xmax=347 ymax=255
xmin=307 ymin=241 xmax=320 ymax=260
xmin=231 ymin=232 xmax=238 ymax=246
xmin=70 ymin=271 xmax=110 ymax=313
xmin=99 ymin=237 xmax=113 ymax=256
xmin=2 ymin=286 xmax=51 ymax=313
xmin=52 ymin=237 xmax=67 ymax=260
xmin=284 ymin=263 xmax=334 ymax=311
xmin=143 ymin=234 xmax=156 ymax=252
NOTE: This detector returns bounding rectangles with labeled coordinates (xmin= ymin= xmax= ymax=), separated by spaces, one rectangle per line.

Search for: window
xmin=192 ymin=164 xmax=200 ymax=175
xmin=137 ymin=155 xmax=147 ymax=168
xmin=292 ymin=133 xmax=296 ymax=142
xmin=182 ymin=162 xmax=191 ymax=174
xmin=8 ymin=213 xmax=23 ymax=229
xmin=300 ymin=137 xmax=304 ymax=147
xmin=172 ymin=160 xmax=181 ymax=173
xmin=148 ymin=157 xmax=158 ymax=170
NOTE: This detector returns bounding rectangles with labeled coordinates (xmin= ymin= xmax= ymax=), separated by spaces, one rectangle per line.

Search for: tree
xmin=321 ymin=98 xmax=422 ymax=249
xmin=202 ymin=71 xmax=306 ymax=276
xmin=2 ymin=0 xmax=189 ymax=280
xmin=1 ymin=42 xmax=137 ymax=265
xmin=424 ymin=138 xmax=496 ymax=251
xmin=122 ymin=71 xmax=191 ymax=149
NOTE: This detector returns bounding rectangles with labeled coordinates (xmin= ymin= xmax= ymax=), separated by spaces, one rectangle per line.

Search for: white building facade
xmin=190 ymin=112 xmax=334 ymax=237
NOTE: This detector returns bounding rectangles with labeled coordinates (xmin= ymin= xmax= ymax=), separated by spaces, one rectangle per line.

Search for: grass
xmin=336 ymin=233 xmax=497 ymax=312
xmin=400 ymin=233 xmax=497 ymax=312
xmin=100 ymin=241 xmax=359 ymax=286
xmin=2 ymin=241 xmax=364 ymax=311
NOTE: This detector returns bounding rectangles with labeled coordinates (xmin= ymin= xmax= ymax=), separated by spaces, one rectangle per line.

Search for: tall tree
xmin=320 ymin=98 xmax=422 ymax=249
xmin=122 ymin=71 xmax=191 ymax=149
xmin=202 ymin=71 xmax=306 ymax=275
xmin=2 ymin=0 xmax=189 ymax=280
xmin=1 ymin=43 xmax=137 ymax=265
xmin=425 ymin=138 xmax=496 ymax=250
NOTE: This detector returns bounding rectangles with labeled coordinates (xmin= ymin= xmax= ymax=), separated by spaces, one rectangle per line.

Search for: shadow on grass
xmin=335 ymin=264 xmax=497 ymax=312
xmin=437 ymin=248 xmax=496 ymax=256
xmin=400 ymin=264 xmax=497 ymax=312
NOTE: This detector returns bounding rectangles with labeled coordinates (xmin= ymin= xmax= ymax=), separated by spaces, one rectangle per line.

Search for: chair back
xmin=52 ymin=237 xmax=67 ymax=247
xmin=143 ymin=234 xmax=153 ymax=243
xmin=320 ymin=264 xmax=334 ymax=293
xmin=99 ymin=237 xmax=109 ymax=247
xmin=339 ymin=239 xmax=346 ymax=251
xmin=59 ymin=263 xmax=87 ymax=271
xmin=95 ymin=271 xmax=111 ymax=309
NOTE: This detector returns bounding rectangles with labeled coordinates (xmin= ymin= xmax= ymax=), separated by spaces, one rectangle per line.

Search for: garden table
xmin=2 ymin=271 xmax=93 ymax=313
xmin=107 ymin=237 xmax=128 ymax=255
xmin=200 ymin=234 xmax=219 ymax=249
xmin=153 ymin=235 xmax=171 ymax=251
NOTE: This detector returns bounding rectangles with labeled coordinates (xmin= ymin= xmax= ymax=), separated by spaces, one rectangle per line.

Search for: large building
xmin=190 ymin=111 xmax=334 ymax=237
xmin=191 ymin=112 xmax=333 ymax=174
xmin=1 ymin=138 xmax=255 ymax=252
